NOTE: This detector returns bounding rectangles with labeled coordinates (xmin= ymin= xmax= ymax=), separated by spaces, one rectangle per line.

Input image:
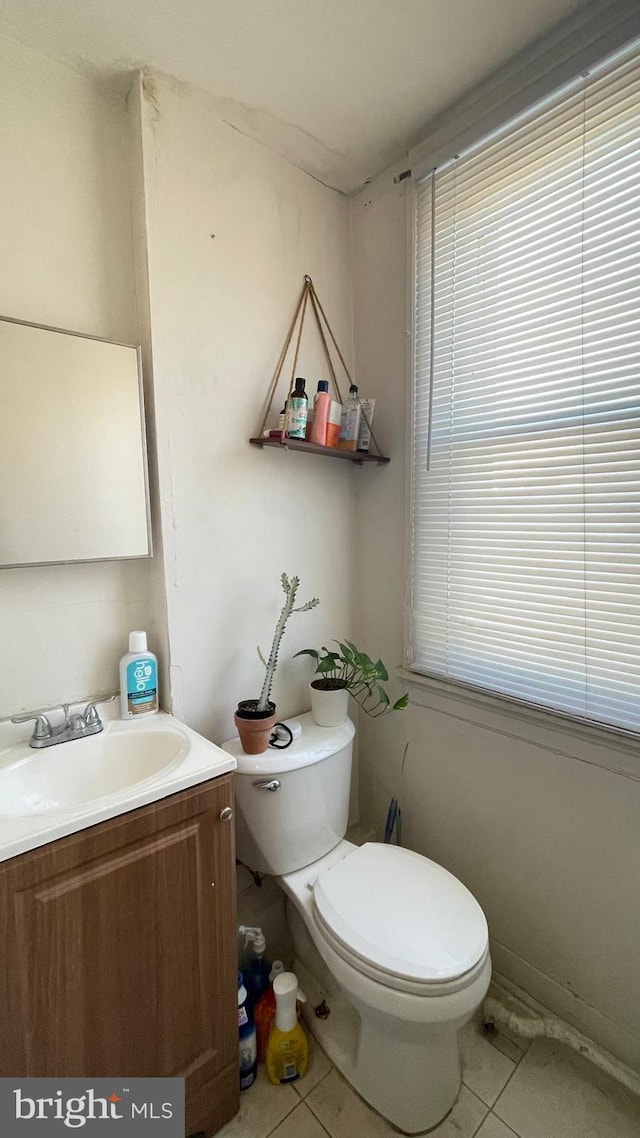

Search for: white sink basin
xmin=0 ymin=710 xmax=236 ymax=862
xmin=0 ymin=727 xmax=188 ymax=816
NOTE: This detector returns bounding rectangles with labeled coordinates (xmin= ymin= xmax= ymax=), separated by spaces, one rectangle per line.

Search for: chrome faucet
xmin=11 ymin=696 xmax=112 ymax=749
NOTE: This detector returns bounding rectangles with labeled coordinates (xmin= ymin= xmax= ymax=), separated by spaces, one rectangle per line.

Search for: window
xmin=411 ymin=40 xmax=640 ymax=734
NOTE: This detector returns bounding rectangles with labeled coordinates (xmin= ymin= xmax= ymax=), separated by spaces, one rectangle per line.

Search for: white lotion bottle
xmin=119 ymin=631 xmax=159 ymax=719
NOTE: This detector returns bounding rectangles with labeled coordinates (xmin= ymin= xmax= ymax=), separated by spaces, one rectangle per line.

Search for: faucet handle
xmin=82 ymin=702 xmax=102 ymax=727
xmin=10 ymin=712 xmax=52 ymax=740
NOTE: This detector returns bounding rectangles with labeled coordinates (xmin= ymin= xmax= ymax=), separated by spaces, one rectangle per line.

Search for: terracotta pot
xmin=309 ymin=681 xmax=349 ymax=727
xmin=234 ymin=700 xmax=277 ymax=755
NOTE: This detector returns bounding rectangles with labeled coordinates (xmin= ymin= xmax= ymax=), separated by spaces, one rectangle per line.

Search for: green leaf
xmin=393 ymin=693 xmax=409 ymax=711
xmin=317 ymin=657 xmax=338 ymax=674
xmin=346 ymin=641 xmax=368 ymax=669
xmin=293 ymin=649 xmax=319 ymax=661
xmin=374 ymin=658 xmax=389 ymax=682
xmin=338 ymin=641 xmax=355 ymax=665
xmin=375 ymin=685 xmax=390 ymax=707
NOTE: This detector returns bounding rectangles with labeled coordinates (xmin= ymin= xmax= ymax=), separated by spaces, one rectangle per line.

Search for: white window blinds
xmin=411 ymin=41 xmax=640 ymax=734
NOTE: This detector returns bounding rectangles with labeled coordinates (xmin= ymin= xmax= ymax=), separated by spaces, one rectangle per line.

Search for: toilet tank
xmin=222 ymin=712 xmax=354 ymax=875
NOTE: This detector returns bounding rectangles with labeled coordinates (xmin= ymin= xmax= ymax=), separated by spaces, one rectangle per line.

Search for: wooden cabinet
xmin=0 ymin=775 xmax=239 ymax=1136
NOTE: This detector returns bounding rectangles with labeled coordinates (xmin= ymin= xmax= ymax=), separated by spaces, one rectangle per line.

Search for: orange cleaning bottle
xmin=254 ymin=960 xmax=285 ymax=1062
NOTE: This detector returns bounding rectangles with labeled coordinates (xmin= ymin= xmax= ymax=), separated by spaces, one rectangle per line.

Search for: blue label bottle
xmin=119 ymin=631 xmax=159 ymax=719
xmin=238 ymin=972 xmax=257 ymax=1090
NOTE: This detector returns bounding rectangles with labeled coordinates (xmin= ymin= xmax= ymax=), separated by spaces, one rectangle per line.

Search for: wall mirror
xmin=0 ymin=316 xmax=152 ymax=568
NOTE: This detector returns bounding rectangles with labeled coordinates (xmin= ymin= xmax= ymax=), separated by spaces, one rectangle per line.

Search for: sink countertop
xmin=0 ymin=707 xmax=236 ymax=864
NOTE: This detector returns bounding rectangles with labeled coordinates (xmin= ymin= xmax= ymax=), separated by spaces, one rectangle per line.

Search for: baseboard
xmin=490 ymin=937 xmax=640 ymax=1074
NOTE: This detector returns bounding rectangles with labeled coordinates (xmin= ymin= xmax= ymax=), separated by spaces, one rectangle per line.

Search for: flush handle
xmin=219 ymin=806 xmax=233 ymax=822
xmin=252 ymin=779 xmax=281 ymax=792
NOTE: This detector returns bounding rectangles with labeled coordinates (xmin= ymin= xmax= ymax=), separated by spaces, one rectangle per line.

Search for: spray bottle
xmin=239 ymin=926 xmax=271 ymax=1011
xmin=265 ymin=972 xmax=308 ymax=1084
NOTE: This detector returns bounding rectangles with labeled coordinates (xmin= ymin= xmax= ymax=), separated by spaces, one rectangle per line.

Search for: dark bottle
xmin=287 ymin=377 xmax=308 ymax=439
xmin=238 ymin=972 xmax=257 ymax=1091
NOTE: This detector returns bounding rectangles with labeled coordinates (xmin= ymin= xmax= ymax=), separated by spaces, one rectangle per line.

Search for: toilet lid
xmin=313 ymin=843 xmax=488 ymax=984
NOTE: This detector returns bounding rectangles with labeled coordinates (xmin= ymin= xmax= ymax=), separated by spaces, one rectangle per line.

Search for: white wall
xmin=352 ymin=167 xmax=640 ymax=1072
xmin=133 ymin=72 xmax=356 ymax=743
xmin=0 ymin=35 xmax=155 ymax=718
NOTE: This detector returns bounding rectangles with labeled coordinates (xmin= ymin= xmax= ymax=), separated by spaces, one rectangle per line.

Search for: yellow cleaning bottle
xmin=265 ymin=972 xmax=308 ymax=1085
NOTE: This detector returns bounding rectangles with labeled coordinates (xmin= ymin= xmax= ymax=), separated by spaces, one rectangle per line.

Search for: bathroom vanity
xmin=0 ymin=713 xmax=239 ymax=1137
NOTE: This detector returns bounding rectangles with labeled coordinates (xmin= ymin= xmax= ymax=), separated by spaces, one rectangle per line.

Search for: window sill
xmin=397 ymin=667 xmax=640 ymax=782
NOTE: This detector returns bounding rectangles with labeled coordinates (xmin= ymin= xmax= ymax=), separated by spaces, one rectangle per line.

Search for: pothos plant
xmin=235 ymin=574 xmax=319 ymax=754
xmin=295 ymin=641 xmax=408 ymax=718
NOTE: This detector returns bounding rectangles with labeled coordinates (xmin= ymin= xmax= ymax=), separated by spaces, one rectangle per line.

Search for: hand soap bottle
xmin=119 ymin=631 xmax=159 ymax=719
xmin=265 ymin=972 xmax=308 ymax=1084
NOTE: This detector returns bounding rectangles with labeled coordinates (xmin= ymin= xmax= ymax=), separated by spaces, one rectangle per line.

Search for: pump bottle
xmin=265 ymin=972 xmax=308 ymax=1084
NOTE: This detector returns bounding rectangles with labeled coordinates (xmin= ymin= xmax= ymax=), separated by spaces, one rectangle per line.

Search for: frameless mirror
xmin=0 ymin=316 xmax=152 ymax=568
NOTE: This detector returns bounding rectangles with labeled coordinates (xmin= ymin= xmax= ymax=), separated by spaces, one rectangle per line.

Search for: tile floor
xmin=218 ymin=1016 xmax=640 ymax=1138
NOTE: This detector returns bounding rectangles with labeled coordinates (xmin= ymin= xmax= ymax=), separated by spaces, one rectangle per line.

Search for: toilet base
xmin=286 ymin=899 xmax=489 ymax=1134
xmin=295 ymin=957 xmax=461 ymax=1135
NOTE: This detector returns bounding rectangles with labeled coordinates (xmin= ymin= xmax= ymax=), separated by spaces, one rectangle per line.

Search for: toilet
xmin=223 ymin=713 xmax=491 ymax=1134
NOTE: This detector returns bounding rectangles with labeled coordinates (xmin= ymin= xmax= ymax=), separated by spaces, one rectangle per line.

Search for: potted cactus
xmin=235 ymin=574 xmax=319 ymax=754
xmin=294 ymin=640 xmax=408 ymax=726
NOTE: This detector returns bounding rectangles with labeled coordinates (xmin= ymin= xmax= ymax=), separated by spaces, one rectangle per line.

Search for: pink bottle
xmin=309 ymin=380 xmax=330 ymax=446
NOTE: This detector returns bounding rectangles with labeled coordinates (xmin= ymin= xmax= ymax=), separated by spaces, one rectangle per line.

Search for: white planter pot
xmin=310 ymin=682 xmax=349 ymax=727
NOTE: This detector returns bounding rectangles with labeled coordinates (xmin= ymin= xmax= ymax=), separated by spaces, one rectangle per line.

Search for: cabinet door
xmin=0 ymin=776 xmax=239 ymax=1135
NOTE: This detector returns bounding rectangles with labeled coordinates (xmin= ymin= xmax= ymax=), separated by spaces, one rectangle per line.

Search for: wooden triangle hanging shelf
xmin=250 ymin=275 xmax=389 ymax=465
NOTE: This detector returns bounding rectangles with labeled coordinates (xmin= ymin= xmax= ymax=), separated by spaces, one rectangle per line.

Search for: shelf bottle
xmin=310 ymin=380 xmax=330 ymax=446
xmin=287 ymin=378 xmax=308 ymax=439
xmin=338 ymin=385 xmax=361 ymax=451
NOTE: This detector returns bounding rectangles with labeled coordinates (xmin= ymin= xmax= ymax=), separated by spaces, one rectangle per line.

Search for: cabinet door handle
xmin=219 ymin=806 xmax=233 ymax=822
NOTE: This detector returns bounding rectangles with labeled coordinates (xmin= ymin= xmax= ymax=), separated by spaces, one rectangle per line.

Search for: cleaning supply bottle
xmin=265 ymin=972 xmax=309 ymax=1084
xmin=239 ymin=926 xmax=271 ymax=1011
xmin=338 ymin=384 xmax=362 ymax=451
xmin=238 ymin=972 xmax=257 ymax=1090
xmin=119 ymin=631 xmax=158 ymax=719
xmin=254 ymin=960 xmax=285 ymax=1062
xmin=286 ymin=377 xmax=308 ymax=439
xmin=310 ymin=380 xmax=330 ymax=446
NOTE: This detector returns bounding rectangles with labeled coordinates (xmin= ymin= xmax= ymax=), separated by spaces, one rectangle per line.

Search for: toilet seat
xmin=312 ymin=843 xmax=488 ymax=993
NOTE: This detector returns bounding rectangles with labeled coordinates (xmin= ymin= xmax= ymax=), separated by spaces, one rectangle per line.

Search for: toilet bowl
xmin=223 ymin=714 xmax=491 ymax=1133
